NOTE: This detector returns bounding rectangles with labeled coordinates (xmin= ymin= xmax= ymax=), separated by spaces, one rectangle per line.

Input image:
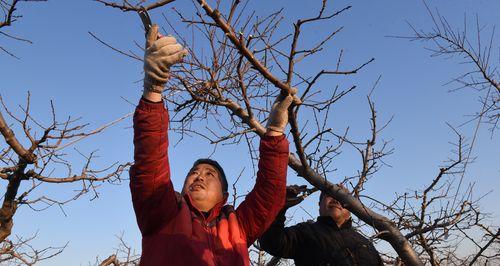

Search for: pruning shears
xmin=138 ymin=7 xmax=153 ymax=37
xmin=299 ymin=187 xmax=319 ymax=199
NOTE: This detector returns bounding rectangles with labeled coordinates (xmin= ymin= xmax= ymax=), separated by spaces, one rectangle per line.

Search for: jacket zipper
xmin=202 ymin=219 xmax=217 ymax=265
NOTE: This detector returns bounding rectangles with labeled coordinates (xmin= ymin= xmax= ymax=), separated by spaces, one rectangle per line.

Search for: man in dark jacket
xmin=130 ymin=25 xmax=298 ymax=265
xmin=259 ymin=185 xmax=383 ymax=266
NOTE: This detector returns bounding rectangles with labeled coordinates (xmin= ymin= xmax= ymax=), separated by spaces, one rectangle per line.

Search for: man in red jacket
xmin=130 ymin=25 xmax=295 ymax=265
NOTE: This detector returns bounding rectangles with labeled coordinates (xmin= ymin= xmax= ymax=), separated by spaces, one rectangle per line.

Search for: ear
xmin=344 ymin=212 xmax=351 ymax=222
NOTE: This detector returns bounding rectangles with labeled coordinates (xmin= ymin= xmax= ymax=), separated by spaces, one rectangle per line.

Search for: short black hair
xmin=192 ymin=158 xmax=228 ymax=193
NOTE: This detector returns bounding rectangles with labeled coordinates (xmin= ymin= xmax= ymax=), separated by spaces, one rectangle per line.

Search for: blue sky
xmin=1 ymin=0 xmax=499 ymax=265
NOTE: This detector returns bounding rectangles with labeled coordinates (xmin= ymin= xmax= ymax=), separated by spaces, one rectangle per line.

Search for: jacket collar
xmin=184 ymin=194 xmax=228 ymax=223
xmin=317 ymin=215 xmax=353 ymax=230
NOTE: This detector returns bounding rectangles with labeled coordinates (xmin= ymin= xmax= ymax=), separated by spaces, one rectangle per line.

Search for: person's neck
xmin=319 ymin=214 xmax=348 ymax=228
xmin=334 ymin=218 xmax=346 ymax=228
xmin=191 ymin=199 xmax=215 ymax=212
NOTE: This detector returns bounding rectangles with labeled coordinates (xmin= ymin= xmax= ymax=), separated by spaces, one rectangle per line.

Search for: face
xmin=181 ymin=163 xmax=225 ymax=212
xmin=319 ymin=195 xmax=351 ymax=226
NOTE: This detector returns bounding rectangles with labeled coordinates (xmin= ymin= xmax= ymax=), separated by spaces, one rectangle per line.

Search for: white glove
xmin=143 ymin=24 xmax=188 ymax=93
xmin=266 ymin=87 xmax=302 ymax=133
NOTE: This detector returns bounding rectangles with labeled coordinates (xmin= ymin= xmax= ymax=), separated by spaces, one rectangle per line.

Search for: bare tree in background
xmin=368 ymin=126 xmax=499 ymax=265
xmin=95 ymin=233 xmax=140 ymax=266
xmin=1 ymin=2 xmax=133 ymax=264
xmin=398 ymin=3 xmax=500 ymax=265
xmin=405 ymin=1 xmax=499 ymax=133
xmin=0 ymin=0 xmax=47 ymax=59
xmin=0 ymin=93 xmax=131 ymax=264
xmin=96 ymin=0 xmax=500 ymax=265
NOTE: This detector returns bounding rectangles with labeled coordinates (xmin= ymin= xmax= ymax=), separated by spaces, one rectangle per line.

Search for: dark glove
xmin=284 ymin=185 xmax=308 ymax=208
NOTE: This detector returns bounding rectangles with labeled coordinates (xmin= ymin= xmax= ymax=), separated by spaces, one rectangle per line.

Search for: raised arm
xmin=258 ymin=185 xmax=308 ymax=258
xmin=258 ymin=209 xmax=305 ymax=259
xmin=235 ymin=134 xmax=289 ymax=244
xmin=129 ymin=25 xmax=188 ymax=236
xmin=235 ymin=89 xmax=301 ymax=244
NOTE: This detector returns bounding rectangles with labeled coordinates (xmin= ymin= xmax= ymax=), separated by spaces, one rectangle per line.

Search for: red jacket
xmin=130 ymin=99 xmax=289 ymax=265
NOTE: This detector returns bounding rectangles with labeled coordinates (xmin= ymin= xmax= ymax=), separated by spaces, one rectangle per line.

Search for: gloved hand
xmin=266 ymin=87 xmax=302 ymax=133
xmin=284 ymin=185 xmax=308 ymax=208
xmin=143 ymin=24 xmax=188 ymax=93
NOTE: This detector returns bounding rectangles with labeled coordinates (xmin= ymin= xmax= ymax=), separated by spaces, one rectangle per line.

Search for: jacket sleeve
xmin=235 ymin=134 xmax=289 ymax=245
xmin=258 ymin=209 xmax=303 ymax=259
xmin=129 ymin=99 xmax=178 ymax=236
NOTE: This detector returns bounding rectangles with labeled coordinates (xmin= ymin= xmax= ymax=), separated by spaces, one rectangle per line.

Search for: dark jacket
xmin=130 ymin=99 xmax=289 ymax=266
xmin=259 ymin=210 xmax=383 ymax=266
